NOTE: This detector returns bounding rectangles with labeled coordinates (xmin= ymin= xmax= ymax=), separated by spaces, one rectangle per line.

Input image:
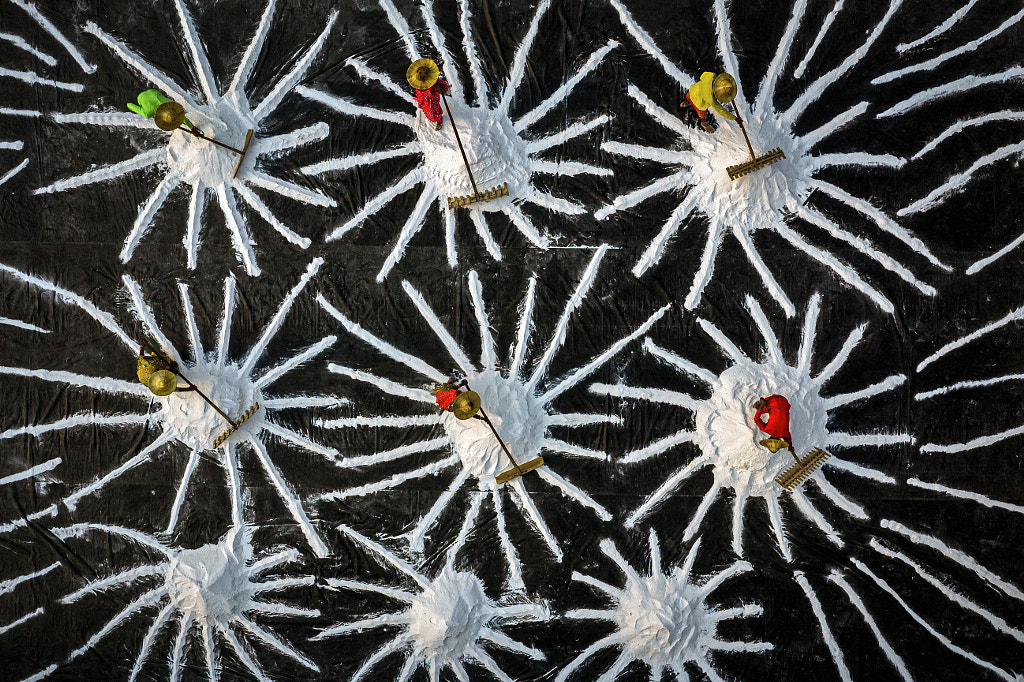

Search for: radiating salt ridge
xmin=794 ymin=571 xmax=852 ymax=682
xmin=0 ymin=259 xmax=338 ymax=555
xmin=827 ymin=571 xmax=912 ymax=680
xmin=561 ymin=532 xmax=770 ymax=682
xmin=15 ymin=525 xmax=317 ymax=682
xmin=35 ymin=0 xmax=336 ymax=275
xmin=318 ymin=248 xmax=666 ymax=585
xmin=320 ymin=525 xmax=547 ymax=682
xmin=5 ymin=0 xmax=94 ymax=72
xmin=599 ymin=0 xmax=942 ymax=315
xmin=299 ymin=0 xmax=615 ymax=279
xmin=591 ymin=293 xmax=907 ymax=560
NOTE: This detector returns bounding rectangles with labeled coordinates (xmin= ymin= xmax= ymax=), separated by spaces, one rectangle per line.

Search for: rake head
xmin=495 ymin=456 xmax=544 ymax=485
xmin=727 ymin=148 xmax=786 ymax=180
xmin=211 ymin=403 xmax=260 ymax=449
xmin=775 ymin=448 xmax=830 ymax=491
xmin=447 ymin=182 xmax=509 ymax=209
xmin=232 ymin=129 xmax=254 ymax=179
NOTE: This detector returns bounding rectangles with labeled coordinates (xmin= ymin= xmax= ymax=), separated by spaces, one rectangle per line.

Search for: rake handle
xmin=182 ymin=126 xmax=245 ymax=155
xmin=730 ymin=102 xmax=757 ymax=161
xmin=138 ymin=338 xmax=237 ymax=427
xmin=477 ymin=408 xmax=524 ymax=477
xmin=439 ymin=89 xmax=482 ymax=200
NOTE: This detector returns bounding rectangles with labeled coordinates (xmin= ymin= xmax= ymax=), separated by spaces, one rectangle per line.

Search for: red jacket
xmin=413 ymin=78 xmax=450 ymax=123
xmin=434 ymin=388 xmax=458 ymax=411
xmin=755 ymin=394 xmax=792 ymax=444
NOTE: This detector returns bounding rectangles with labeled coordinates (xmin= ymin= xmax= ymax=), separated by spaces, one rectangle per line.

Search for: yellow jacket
xmin=688 ymin=72 xmax=736 ymax=120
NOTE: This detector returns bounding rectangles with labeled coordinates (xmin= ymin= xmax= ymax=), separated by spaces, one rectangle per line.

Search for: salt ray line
xmin=401 ymin=279 xmax=474 ymax=374
xmin=200 ymin=620 xmax=216 ymax=680
xmin=881 ymin=519 xmax=1024 ymax=602
xmin=480 ymin=628 xmax=541 ymax=659
xmin=64 ymin=431 xmax=174 ymax=511
xmin=469 ymin=209 xmax=503 ymax=261
xmin=0 ymin=30 xmax=55 ymax=64
xmin=791 ymin=490 xmax=842 ymax=546
xmin=698 ymin=319 xmax=748 ymax=366
xmin=509 ymin=477 xmax=561 ymax=559
xmin=571 ymin=572 xmax=620 ymax=599
xmin=621 ymin=430 xmax=697 ymax=464
xmin=755 ymin=0 xmax=808 ymax=114
xmin=445 ymin=489 xmax=484 ymax=568
xmin=296 ymin=85 xmax=413 ymax=126
xmin=178 ymin=284 xmax=203 ymax=363
xmin=525 ymin=116 xmax=608 ymax=155
xmin=925 ymin=425 xmax=1024 ymax=450
xmin=589 ymin=382 xmax=699 ymax=411
xmin=416 ymin=2 xmax=460 ymax=96
xmin=916 ymin=111 xmax=1024 ymax=159
xmin=625 ymin=455 xmax=712 ymax=527
xmin=774 ymin=222 xmax=894 ymax=313
xmin=33 ymin=148 xmax=165 ymax=195
xmin=682 ymin=481 xmax=723 ymax=542
xmin=166 ymin=449 xmax=199 ymax=533
xmin=0 ymin=67 xmax=81 ymax=91
xmin=710 ymin=605 xmax=763 ymax=622
xmin=793 ymin=0 xmax=845 ymax=78
xmin=0 ymin=141 xmax=24 ymax=150
xmin=526 ymin=245 xmax=606 ymax=390
xmin=734 ymin=227 xmax=796 ymax=317
xmin=532 ymin=159 xmax=613 ymax=178
xmin=407 ymin=466 xmax=471 ymax=552
xmin=732 ymin=489 xmax=748 ymax=555
xmin=469 ymin=645 xmax=517 ymax=682
xmin=968 ymin=231 xmax=1024 ymax=275
xmin=265 ymin=396 xmax=345 ymax=409
xmin=245 ymin=169 xmax=334 ymax=207
xmin=811 ymin=473 xmax=867 ymax=519
xmin=798 ymin=206 xmax=936 ymax=294
xmin=685 ymin=219 xmax=727 ymax=310
xmin=595 ymin=168 xmax=689 ymax=221
xmin=253 ymin=12 xmax=338 ymax=120
xmin=593 ymin=652 xmax=630 ymax=682
xmin=553 ymin=633 xmax=623 ymax=682
xmin=536 ymin=467 xmax=611 ymax=520
xmin=712 ymin=0 xmax=740 ymax=87
xmin=396 ymin=654 xmax=418 ymax=682
xmin=600 ymin=538 xmax=641 ymax=585
xmin=219 ymin=185 xmax=261 ymax=274
xmin=250 ymin=547 xmax=299 ymax=573
xmin=336 ymin=522 xmax=429 ymax=587
xmin=224 ymin=440 xmax=244 ymax=527
xmin=0 ymin=367 xmax=146 ymax=396
xmin=184 ymin=182 xmax=206 ymax=269
xmin=444 ymin=206 xmax=457 ymax=266
xmin=509 ymin=276 xmax=538 ymax=380
xmin=62 ymin=564 xmax=164 ymax=603
xmin=213 ymin=277 xmax=237 ymax=366
xmin=504 ymin=202 xmax=549 ymax=247
xmin=451 ymin=0 xmax=486 ymax=104
xmin=601 ymin=141 xmax=686 ymax=166
xmin=794 ymin=293 xmax=821 ymax=377
xmin=301 ymin=144 xmax=417 ymax=175
xmin=249 ymin=602 xmax=318 ymax=618
xmin=498 ymin=0 xmax=552 ymax=116
xmin=901 ymin=142 xmax=1024 ymax=217
xmin=515 ymin=40 xmax=617 ymax=131
xmin=918 ymin=305 xmax=1024 ymax=372
xmin=169 ymin=614 xmax=191 ymax=682
xmin=899 ymin=0 xmax=983 ymax=51
xmin=84 ymin=22 xmax=197 ymax=109
xmin=802 ymin=101 xmax=869 ymax=149
xmin=876 ymin=8 xmax=1024 ymax=85
xmin=246 ymin=435 xmax=328 ymax=557
xmin=0 ymin=506 xmax=59 ymax=535
xmin=235 ymin=614 xmax=319 ymax=670
xmin=0 ymin=158 xmax=29 ymax=187
xmin=0 ymin=458 xmax=60 ymax=486
xmin=784 ymin=0 xmax=902 ymax=124
xmin=325 ymin=577 xmax=417 ymax=603
xmin=123 ymin=274 xmax=181 ymax=364
xmin=852 ymin=558 xmax=1015 ymax=681
xmin=815 ymin=323 xmax=865 ymax=386
xmin=870 ymin=539 xmax=1024 ymax=643
xmin=824 ymin=456 xmax=894 ymax=483
xmin=826 ymin=432 xmax=911 ymax=447
xmin=608 ymin=0 xmax=692 ymax=85
xmin=65 ymin=587 xmax=168 ymax=665
xmin=120 ymin=172 xmax=182 ymax=262
xmin=318 ymin=293 xmax=445 ymax=382
xmin=767 ymin=494 xmax=792 ymax=560
xmin=377 ymin=0 xmax=419 ymax=60
xmin=823 ymin=374 xmax=906 ymax=409
xmin=325 ymin=168 xmax=422 ymax=241
xmin=563 ymin=608 xmax=613 ymax=621
xmin=644 ymin=338 xmax=717 ymax=386
xmin=377 ymin=186 xmax=435 ymax=281
xmin=879 ymin=68 xmax=1024 ymax=117
xmin=215 ymin=619 xmax=268 ymax=682
xmin=0 ymin=412 xmax=150 ymax=442
xmin=228 ymin=0 xmax=275 ymax=95
xmin=908 ymin=478 xmax=1024 ymax=515
xmin=320 ymin=454 xmax=460 ymax=501
xmin=235 ymin=183 xmax=312 ymax=248
xmin=0 ymin=607 xmax=43 ymax=636
xmin=8 ymin=0 xmax=94 ymax=71
xmin=0 ymin=107 xmax=40 ymax=117
xmin=327 ymin=364 xmax=435 ymax=403
xmin=0 ymin=562 xmax=60 ymax=596
xmin=319 ymin=415 xmax=439 ymax=429
xmin=794 ymin=571 xmax=852 ymax=682
xmin=173 ymin=0 xmax=217 ymax=103
xmin=492 ymin=486 xmax=525 ymax=589
xmin=312 ymin=613 xmax=404 ymax=639
xmin=647 ymin=528 xmax=662 ymax=578
xmin=633 ymin=189 xmax=701 ymax=277
xmin=240 ymin=258 xmax=321 ymax=375
xmin=255 ymin=336 xmax=335 ymax=389
xmin=745 ymin=295 xmax=784 ymax=363
xmin=130 ymin=602 xmax=173 ymax=682
xmin=0 ymin=316 xmax=48 ymax=333
xmin=261 ymin=421 xmax=338 ymax=460
xmin=347 ymin=56 xmax=413 ymax=104
xmin=810 ymin=153 xmax=904 ymax=170
xmin=814 ymin=180 xmax=945 ymax=268
xmin=522 ymin=190 xmax=586 ymax=216
xmin=828 ymin=571 xmax=912 ymax=680
xmin=706 ymin=640 xmax=772 ymax=653
xmin=543 ymin=438 xmax=605 ymax=459
xmin=542 ymin=303 xmax=670 ymax=403
xmin=51 ymin=111 xmax=153 ymax=128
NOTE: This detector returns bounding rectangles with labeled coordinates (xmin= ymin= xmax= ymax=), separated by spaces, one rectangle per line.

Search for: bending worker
xmin=681 ymin=71 xmax=738 ymax=133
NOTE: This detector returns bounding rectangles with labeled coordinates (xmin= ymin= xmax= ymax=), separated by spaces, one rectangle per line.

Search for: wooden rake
xmin=775 ymin=447 xmax=831 ymax=491
xmin=725 ymin=102 xmax=785 ymax=180
xmin=438 ymin=87 xmax=509 ymax=209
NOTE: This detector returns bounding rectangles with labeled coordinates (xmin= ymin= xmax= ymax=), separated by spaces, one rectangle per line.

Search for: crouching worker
xmin=682 ymin=71 xmax=738 ymax=133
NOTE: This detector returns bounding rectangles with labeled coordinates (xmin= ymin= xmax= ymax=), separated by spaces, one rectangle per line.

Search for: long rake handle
xmin=139 ymin=339 xmax=237 ymax=427
xmin=478 ymin=408 xmax=525 ymax=477
xmin=439 ymin=89 xmax=482 ymax=199
xmin=180 ymin=126 xmax=245 ymax=155
xmin=730 ymin=102 xmax=757 ymax=161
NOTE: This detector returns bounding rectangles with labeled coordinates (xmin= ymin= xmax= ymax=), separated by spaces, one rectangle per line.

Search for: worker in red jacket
xmin=753 ymin=395 xmax=795 ymax=453
xmin=408 ymin=58 xmax=450 ymax=131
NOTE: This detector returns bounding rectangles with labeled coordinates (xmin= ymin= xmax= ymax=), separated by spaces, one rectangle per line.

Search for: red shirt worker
xmin=408 ymin=58 xmax=450 ymax=131
xmin=753 ymin=394 xmax=794 ymax=453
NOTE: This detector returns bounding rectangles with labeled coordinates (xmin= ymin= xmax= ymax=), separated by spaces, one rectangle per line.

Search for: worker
xmin=128 ymin=89 xmax=193 ymax=129
xmin=681 ymin=72 xmax=738 ymax=133
xmin=753 ymin=395 xmax=794 ymax=454
xmin=407 ymin=58 xmax=450 ymax=131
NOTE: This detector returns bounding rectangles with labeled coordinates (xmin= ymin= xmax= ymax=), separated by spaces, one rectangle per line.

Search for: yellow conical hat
xmin=407 ymin=58 xmax=440 ymax=90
